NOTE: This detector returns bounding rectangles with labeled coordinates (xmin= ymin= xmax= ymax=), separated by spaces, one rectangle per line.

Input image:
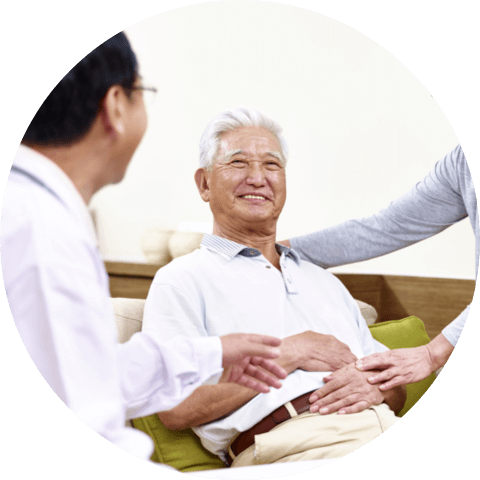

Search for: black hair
xmin=22 ymin=32 xmax=138 ymax=145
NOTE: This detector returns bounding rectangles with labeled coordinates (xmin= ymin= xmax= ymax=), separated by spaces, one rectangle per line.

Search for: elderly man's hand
xmin=279 ymin=330 xmax=357 ymax=374
xmin=220 ymin=333 xmax=288 ymax=393
xmin=308 ymin=363 xmax=385 ymax=415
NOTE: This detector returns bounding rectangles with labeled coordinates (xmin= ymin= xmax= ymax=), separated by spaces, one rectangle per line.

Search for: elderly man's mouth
xmin=240 ymin=195 xmax=269 ymax=201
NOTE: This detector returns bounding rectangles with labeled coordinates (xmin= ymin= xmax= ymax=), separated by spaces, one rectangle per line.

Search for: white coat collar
xmin=12 ymin=145 xmax=98 ymax=246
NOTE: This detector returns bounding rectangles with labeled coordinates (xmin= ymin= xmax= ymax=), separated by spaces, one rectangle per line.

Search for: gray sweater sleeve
xmin=290 ymin=145 xmax=478 ymax=347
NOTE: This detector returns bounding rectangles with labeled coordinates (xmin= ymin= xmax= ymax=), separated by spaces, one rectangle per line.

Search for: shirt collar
xmin=201 ymin=233 xmax=301 ymax=265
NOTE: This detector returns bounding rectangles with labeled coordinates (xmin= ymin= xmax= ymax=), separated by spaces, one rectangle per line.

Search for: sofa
xmin=111 ymin=297 xmax=436 ymax=473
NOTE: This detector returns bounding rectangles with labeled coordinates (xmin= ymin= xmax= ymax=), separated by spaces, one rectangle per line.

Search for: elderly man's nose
xmin=246 ymin=164 xmax=266 ymax=185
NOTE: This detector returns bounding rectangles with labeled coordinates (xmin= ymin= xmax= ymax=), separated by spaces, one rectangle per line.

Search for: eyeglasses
xmin=131 ymin=85 xmax=157 ymax=94
xmin=130 ymin=84 xmax=158 ymax=107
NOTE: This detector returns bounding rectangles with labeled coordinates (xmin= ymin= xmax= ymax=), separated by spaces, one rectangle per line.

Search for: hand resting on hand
xmin=278 ymin=330 xmax=357 ymax=374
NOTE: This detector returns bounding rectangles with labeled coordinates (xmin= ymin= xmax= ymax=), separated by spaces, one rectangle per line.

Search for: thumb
xmin=356 ymin=355 xmax=384 ymax=371
xmin=323 ymin=373 xmax=335 ymax=383
xmin=236 ymin=334 xmax=282 ymax=358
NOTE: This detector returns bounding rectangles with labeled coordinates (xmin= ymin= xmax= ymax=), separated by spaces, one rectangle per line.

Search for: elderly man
xmin=142 ymin=107 xmax=406 ymax=466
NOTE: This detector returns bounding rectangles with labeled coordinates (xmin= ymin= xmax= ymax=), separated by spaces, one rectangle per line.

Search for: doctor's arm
xmin=119 ymin=331 xmax=288 ymax=420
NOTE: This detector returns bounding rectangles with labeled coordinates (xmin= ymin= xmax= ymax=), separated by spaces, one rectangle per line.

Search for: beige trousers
xmin=231 ymin=403 xmax=398 ymax=467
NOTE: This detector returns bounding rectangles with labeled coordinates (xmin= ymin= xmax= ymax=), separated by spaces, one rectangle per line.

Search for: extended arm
xmin=289 ymin=145 xmax=470 ymax=269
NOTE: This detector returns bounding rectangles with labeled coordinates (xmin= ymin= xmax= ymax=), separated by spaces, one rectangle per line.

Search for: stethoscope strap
xmin=10 ymin=165 xmax=64 ymax=205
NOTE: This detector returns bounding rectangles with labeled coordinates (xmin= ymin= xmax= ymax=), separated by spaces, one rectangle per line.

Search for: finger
xmin=309 ymin=389 xmax=322 ymax=404
xmin=309 ymin=388 xmax=350 ymax=412
xmin=251 ymin=357 xmax=288 ymax=380
xmin=253 ymin=333 xmax=282 ymax=347
xmin=222 ymin=345 xmax=280 ymax=366
xmin=244 ymin=363 xmax=283 ymax=389
xmin=311 ymin=395 xmax=357 ymax=415
xmin=356 ymin=354 xmax=392 ymax=371
xmin=221 ymin=335 xmax=281 ymax=367
xmin=247 ymin=334 xmax=282 ymax=348
xmin=337 ymin=400 xmax=370 ymax=415
xmin=366 ymin=368 xmax=398 ymax=385
xmin=314 ymin=379 xmax=342 ymax=398
xmin=378 ymin=376 xmax=407 ymax=391
xmin=242 ymin=341 xmax=281 ymax=360
xmin=236 ymin=374 xmax=270 ymax=394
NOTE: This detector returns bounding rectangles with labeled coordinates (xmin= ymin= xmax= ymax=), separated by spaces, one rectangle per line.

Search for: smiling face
xmin=195 ymin=126 xmax=286 ymax=237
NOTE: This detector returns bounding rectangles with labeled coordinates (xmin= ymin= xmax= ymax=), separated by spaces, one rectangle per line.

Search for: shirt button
xmin=266 ymin=266 xmax=271 ymax=269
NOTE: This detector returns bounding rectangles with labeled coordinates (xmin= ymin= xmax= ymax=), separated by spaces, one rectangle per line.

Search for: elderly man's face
xmin=196 ymin=126 xmax=286 ymax=233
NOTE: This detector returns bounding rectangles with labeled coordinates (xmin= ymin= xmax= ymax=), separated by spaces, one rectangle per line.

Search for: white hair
xmin=199 ymin=106 xmax=289 ymax=170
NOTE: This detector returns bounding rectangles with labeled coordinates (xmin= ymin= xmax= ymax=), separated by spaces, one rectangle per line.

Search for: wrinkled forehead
xmin=217 ymin=126 xmax=285 ymax=164
xmin=222 ymin=148 xmax=284 ymax=164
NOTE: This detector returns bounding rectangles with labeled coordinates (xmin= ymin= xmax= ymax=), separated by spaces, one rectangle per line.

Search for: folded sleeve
xmin=119 ymin=334 xmax=223 ymax=418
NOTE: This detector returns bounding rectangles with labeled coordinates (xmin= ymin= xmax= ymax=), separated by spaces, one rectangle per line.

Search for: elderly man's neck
xmin=213 ymin=223 xmax=281 ymax=269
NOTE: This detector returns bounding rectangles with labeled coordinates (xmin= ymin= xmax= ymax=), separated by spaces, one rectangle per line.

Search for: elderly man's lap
xmin=231 ymin=404 xmax=397 ymax=467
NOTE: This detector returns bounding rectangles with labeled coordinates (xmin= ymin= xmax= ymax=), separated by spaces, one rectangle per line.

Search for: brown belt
xmin=226 ymin=390 xmax=316 ymax=466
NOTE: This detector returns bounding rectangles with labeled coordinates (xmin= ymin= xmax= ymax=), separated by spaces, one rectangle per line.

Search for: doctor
xmin=0 ymin=32 xmax=286 ymax=461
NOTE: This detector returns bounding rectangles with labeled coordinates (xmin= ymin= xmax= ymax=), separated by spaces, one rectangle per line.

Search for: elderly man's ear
xmin=195 ymin=168 xmax=211 ymax=202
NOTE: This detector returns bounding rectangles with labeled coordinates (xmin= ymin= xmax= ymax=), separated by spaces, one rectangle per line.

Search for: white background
xmin=91 ymin=1 xmax=472 ymax=279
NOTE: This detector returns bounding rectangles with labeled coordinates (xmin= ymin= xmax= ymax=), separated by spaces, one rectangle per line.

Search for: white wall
xmin=90 ymin=1 xmax=474 ymax=279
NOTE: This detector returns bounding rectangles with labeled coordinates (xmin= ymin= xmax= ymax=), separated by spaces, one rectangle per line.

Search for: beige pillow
xmin=111 ymin=297 xmax=145 ymax=343
xmin=355 ymin=299 xmax=378 ymax=325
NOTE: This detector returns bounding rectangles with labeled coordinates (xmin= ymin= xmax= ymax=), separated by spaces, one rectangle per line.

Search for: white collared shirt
xmin=1 ymin=145 xmax=223 ymax=459
xmin=143 ymin=234 xmax=388 ymax=459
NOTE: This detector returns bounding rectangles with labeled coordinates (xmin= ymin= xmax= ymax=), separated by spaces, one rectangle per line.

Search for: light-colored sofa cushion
xmin=112 ymin=297 xmax=145 ymax=344
xmin=356 ymin=299 xmax=378 ymax=325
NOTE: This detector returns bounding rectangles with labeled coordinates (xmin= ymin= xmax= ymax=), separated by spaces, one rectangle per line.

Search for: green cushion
xmin=368 ymin=316 xmax=436 ymax=416
xmin=132 ymin=316 xmax=434 ymax=470
xmin=131 ymin=414 xmax=225 ymax=472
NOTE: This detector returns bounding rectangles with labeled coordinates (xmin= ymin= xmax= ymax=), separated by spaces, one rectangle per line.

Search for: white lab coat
xmin=0 ymin=145 xmax=223 ymax=459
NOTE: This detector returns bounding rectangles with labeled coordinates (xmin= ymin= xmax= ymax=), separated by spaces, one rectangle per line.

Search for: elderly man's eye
xmin=267 ymin=161 xmax=281 ymax=169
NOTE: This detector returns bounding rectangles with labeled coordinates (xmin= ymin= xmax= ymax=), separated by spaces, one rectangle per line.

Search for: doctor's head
xmin=22 ymin=32 xmax=151 ymax=192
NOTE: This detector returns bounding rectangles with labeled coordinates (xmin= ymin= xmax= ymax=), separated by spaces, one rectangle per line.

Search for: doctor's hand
xmin=220 ymin=333 xmax=288 ymax=394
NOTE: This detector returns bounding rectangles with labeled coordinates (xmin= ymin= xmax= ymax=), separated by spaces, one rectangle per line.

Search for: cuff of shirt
xmin=442 ymin=304 xmax=470 ymax=347
xmin=192 ymin=336 xmax=224 ymax=385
